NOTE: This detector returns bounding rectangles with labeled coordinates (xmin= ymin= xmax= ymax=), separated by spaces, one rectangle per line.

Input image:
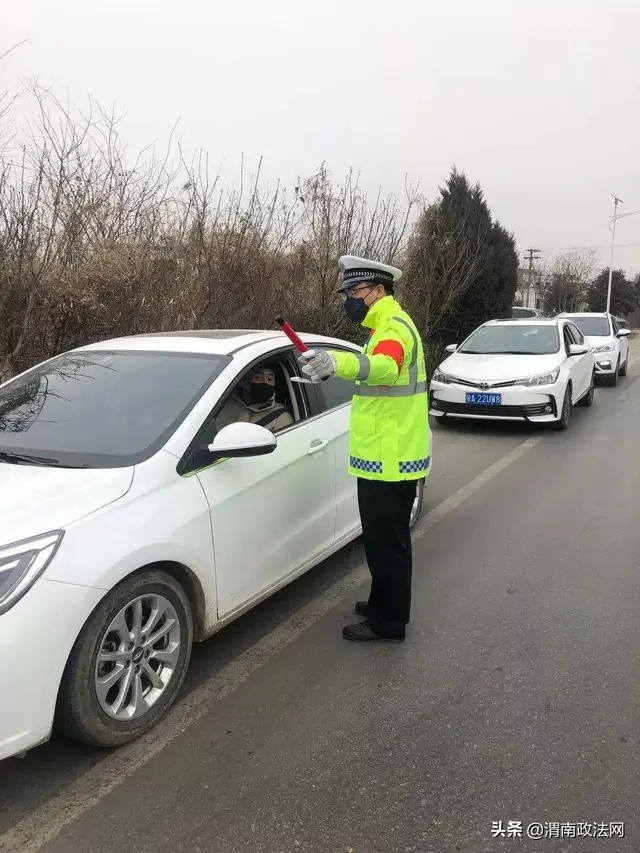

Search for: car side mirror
xmin=207 ymin=422 xmax=277 ymax=460
xmin=569 ymin=344 xmax=589 ymax=357
xmin=445 ymin=344 xmax=458 ymax=354
xmin=617 ymin=328 xmax=631 ymax=338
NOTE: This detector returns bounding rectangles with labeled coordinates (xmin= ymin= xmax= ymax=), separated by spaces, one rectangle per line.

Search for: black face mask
xmin=248 ymin=383 xmax=274 ymax=405
xmin=344 ymin=295 xmax=370 ymax=325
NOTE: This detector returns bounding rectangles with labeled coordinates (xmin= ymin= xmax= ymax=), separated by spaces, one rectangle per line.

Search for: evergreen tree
xmin=587 ymin=268 xmax=638 ymax=316
xmin=402 ymin=167 xmax=519 ymax=365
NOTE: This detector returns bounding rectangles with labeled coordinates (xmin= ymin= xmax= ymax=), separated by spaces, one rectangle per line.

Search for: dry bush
xmin=0 ymin=83 xmax=419 ymax=379
xmin=540 ymin=250 xmax=597 ymax=315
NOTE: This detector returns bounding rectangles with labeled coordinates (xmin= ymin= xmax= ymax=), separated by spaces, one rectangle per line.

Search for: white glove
xmin=298 ymin=350 xmax=336 ymax=382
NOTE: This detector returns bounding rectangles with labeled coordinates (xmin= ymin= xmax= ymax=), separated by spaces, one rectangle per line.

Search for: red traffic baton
xmin=275 ymin=315 xmax=309 ymax=353
xmin=275 ymin=316 xmax=328 ymax=381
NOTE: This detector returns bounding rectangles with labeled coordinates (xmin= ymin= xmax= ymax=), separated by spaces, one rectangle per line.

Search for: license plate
xmin=465 ymin=392 xmax=501 ymax=405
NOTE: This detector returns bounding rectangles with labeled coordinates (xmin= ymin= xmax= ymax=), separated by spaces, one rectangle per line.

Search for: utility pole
xmin=606 ymin=194 xmax=623 ymax=315
xmin=523 ymin=248 xmax=541 ymax=308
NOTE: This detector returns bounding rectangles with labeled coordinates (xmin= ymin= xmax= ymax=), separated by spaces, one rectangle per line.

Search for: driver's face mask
xmin=247 ymin=369 xmax=276 ymax=404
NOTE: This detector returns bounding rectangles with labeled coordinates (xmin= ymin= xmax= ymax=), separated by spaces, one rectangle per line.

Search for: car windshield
xmin=511 ymin=307 xmax=536 ymax=318
xmin=0 ymin=350 xmax=228 ymax=468
xmin=566 ymin=316 xmax=611 ymax=336
xmin=458 ymin=324 xmax=560 ymax=355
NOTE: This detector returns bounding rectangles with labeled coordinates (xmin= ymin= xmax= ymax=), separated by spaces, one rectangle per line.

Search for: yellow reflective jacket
xmin=330 ymin=295 xmax=430 ymax=482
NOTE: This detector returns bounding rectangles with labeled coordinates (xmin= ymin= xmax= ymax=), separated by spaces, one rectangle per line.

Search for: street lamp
xmin=606 ymin=195 xmax=640 ymax=314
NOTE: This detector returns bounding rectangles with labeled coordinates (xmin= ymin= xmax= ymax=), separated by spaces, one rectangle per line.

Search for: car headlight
xmin=0 ymin=531 xmax=64 ymax=616
xmin=432 ymin=368 xmax=452 ymax=384
xmin=515 ymin=369 xmax=560 ymax=387
xmin=593 ymin=342 xmax=614 ymax=353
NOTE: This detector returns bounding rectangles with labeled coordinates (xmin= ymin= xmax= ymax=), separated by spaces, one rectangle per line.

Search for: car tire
xmin=619 ymin=357 xmax=628 ymax=377
xmin=56 ymin=570 xmax=193 ymax=748
xmin=433 ymin=415 xmax=451 ymax=428
xmin=605 ymin=360 xmax=619 ymax=386
xmin=409 ymin=478 xmax=425 ymax=530
xmin=553 ymin=383 xmax=572 ymax=430
xmin=577 ymin=371 xmax=595 ymax=407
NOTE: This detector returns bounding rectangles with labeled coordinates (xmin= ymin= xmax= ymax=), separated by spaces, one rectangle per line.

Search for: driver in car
xmin=227 ymin=366 xmax=294 ymax=433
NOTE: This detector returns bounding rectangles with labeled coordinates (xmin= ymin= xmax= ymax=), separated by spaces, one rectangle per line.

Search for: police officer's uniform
xmin=299 ymin=256 xmax=430 ymax=642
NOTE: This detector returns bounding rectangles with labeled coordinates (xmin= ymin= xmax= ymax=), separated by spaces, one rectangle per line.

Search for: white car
xmin=429 ymin=318 xmax=595 ymax=430
xmin=0 ymin=330 xmax=428 ymax=760
xmin=557 ymin=312 xmax=631 ymax=386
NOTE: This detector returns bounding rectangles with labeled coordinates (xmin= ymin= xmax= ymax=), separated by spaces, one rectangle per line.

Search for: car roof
xmin=557 ymin=311 xmax=608 ymax=317
xmin=484 ymin=317 xmax=562 ymax=326
xmin=73 ymin=329 xmax=351 ymax=357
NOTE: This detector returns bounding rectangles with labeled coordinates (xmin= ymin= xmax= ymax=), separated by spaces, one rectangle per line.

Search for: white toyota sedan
xmin=556 ymin=312 xmax=631 ymax=386
xmin=0 ymin=329 xmax=428 ymax=760
xmin=429 ymin=318 xmax=595 ymax=429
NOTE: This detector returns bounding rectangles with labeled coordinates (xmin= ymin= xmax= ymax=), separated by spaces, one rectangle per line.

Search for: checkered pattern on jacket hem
xmin=399 ymin=457 xmax=430 ymax=474
xmin=350 ymin=456 xmax=383 ymax=474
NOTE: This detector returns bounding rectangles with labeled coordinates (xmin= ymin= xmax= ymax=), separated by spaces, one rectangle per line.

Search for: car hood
xmin=584 ymin=335 xmax=614 ymax=349
xmin=0 ymin=463 xmax=134 ymax=545
xmin=440 ymin=352 xmax=561 ymax=382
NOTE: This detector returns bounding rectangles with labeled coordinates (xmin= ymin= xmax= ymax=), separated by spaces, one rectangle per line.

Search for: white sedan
xmin=557 ymin=312 xmax=631 ymax=386
xmin=0 ymin=330 xmax=428 ymax=760
xmin=429 ymin=318 xmax=595 ymax=430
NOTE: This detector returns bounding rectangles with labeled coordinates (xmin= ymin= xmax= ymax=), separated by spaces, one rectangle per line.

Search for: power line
xmin=535 ymin=243 xmax=640 ymax=251
xmin=523 ymin=247 xmax=541 ymax=271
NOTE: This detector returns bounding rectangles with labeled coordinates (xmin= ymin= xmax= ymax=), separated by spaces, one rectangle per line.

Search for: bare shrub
xmin=1 ymin=84 xmax=419 ymax=378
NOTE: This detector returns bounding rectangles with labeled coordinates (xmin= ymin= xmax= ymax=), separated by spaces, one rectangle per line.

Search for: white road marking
xmin=0 ymin=436 xmax=564 ymax=853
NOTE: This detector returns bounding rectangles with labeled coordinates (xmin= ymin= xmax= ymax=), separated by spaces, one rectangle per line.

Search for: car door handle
xmin=307 ymin=439 xmax=329 ymax=455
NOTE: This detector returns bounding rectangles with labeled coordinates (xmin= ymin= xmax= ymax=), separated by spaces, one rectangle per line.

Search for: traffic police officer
xmin=299 ymin=255 xmax=430 ymax=642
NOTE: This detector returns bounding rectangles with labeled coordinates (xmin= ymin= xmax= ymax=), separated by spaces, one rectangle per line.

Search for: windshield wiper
xmin=0 ymin=450 xmax=63 ymax=466
xmin=495 ymin=351 xmax=548 ymax=355
xmin=464 ymin=350 xmax=548 ymax=355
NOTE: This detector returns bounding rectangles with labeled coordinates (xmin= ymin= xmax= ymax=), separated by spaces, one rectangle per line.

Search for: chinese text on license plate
xmin=466 ymin=392 xmax=502 ymax=405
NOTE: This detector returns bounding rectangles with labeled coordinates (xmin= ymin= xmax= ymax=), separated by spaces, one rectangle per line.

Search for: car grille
xmin=447 ymin=378 xmax=517 ymax=390
xmin=431 ymin=397 xmax=556 ymax=419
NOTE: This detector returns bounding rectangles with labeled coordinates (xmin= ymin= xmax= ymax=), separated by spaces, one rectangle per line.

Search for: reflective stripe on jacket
xmin=331 ymin=295 xmax=430 ymax=482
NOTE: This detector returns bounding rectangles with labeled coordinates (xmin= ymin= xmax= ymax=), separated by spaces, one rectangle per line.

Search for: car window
xmin=562 ymin=324 xmax=575 ymax=352
xmin=0 ymin=350 xmax=228 ymax=468
xmin=313 ymin=347 xmax=356 ymax=410
xmin=511 ymin=307 xmax=536 ymax=319
xmin=565 ymin=323 xmax=583 ymax=345
xmin=611 ymin=317 xmax=620 ymax=334
xmin=568 ymin=316 xmax=610 ymax=336
xmin=458 ymin=324 xmax=559 ymax=355
xmin=196 ymin=352 xmax=308 ymax=447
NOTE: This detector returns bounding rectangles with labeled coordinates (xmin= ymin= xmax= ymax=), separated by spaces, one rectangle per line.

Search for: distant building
xmin=514 ymin=268 xmax=543 ymax=310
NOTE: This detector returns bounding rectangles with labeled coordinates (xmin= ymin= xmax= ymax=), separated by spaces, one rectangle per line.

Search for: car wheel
xmin=619 ymin=357 xmax=628 ymax=377
xmin=409 ymin=478 xmax=425 ymax=529
xmin=577 ymin=371 xmax=595 ymax=407
xmin=605 ymin=360 xmax=619 ymax=386
xmin=56 ymin=570 xmax=193 ymax=747
xmin=433 ymin=415 xmax=451 ymax=428
xmin=553 ymin=384 xmax=572 ymax=430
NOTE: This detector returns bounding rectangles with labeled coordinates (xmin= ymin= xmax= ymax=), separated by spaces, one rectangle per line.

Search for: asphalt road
xmin=1 ymin=362 xmax=640 ymax=853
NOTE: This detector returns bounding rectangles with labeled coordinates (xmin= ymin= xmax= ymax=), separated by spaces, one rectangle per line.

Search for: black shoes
xmin=354 ymin=601 xmax=370 ymax=618
xmin=342 ymin=620 xmax=405 ymax=642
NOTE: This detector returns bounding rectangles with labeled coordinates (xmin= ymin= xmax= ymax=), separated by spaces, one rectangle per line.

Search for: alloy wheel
xmin=95 ymin=594 xmax=182 ymax=721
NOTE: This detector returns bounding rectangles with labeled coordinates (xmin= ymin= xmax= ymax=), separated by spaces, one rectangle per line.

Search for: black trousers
xmin=357 ymin=477 xmax=416 ymax=637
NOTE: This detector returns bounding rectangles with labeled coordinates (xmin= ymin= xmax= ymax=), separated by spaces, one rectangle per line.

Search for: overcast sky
xmin=4 ymin=0 xmax=640 ymax=274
